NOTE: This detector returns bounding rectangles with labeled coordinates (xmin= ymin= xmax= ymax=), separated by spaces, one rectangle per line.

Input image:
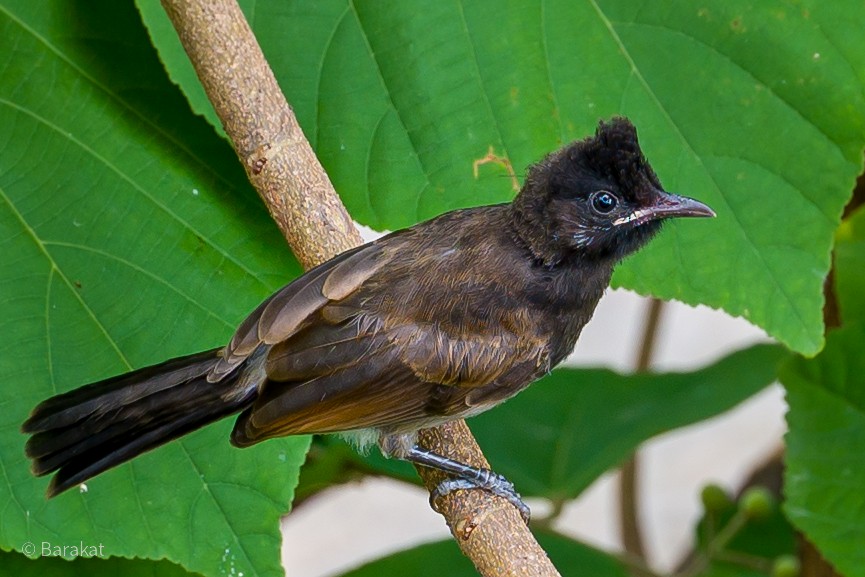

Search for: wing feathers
xmin=232 ymin=318 xmax=548 ymax=445
xmin=232 ymin=347 xmax=428 ymax=444
xmin=257 ymin=267 xmax=331 ymax=344
xmin=265 ymin=328 xmax=384 ymax=381
xmin=210 ymin=220 xmax=553 ymax=446
xmin=322 ymin=247 xmax=384 ymax=300
xmin=209 ymin=243 xmax=386 ymax=380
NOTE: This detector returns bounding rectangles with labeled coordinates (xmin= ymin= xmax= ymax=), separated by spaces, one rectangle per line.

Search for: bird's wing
xmin=230 ymin=300 xmax=549 ymax=445
xmin=216 ymin=212 xmax=551 ymax=445
xmin=208 ymin=241 xmax=391 ymax=381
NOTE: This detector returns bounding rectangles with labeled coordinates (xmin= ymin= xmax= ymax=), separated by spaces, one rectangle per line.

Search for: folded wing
xmin=219 ymin=223 xmax=551 ymax=446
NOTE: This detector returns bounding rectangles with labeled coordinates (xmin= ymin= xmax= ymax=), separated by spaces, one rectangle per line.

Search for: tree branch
xmin=619 ymin=297 xmax=665 ymax=565
xmin=160 ymin=1 xmax=559 ymax=575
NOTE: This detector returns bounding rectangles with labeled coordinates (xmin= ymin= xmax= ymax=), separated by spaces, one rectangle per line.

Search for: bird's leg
xmin=379 ymin=433 xmax=530 ymax=523
xmin=407 ymin=445 xmax=531 ymax=523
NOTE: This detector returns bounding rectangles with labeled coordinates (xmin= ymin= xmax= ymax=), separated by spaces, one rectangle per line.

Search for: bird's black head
xmin=512 ymin=117 xmax=714 ymax=266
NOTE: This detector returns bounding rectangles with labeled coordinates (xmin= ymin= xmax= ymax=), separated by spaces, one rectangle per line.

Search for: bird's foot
xmin=430 ymin=469 xmax=531 ymax=524
xmin=393 ymin=442 xmax=531 ymax=524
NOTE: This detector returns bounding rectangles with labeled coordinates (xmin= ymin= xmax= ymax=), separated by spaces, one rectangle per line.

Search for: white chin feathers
xmin=613 ymin=208 xmax=653 ymax=227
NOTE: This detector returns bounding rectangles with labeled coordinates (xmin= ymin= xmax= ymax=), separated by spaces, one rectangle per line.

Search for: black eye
xmin=591 ymin=191 xmax=618 ymax=214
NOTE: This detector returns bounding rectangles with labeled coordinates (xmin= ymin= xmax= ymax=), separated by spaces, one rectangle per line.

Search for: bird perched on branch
xmin=23 ymin=117 xmax=714 ymax=520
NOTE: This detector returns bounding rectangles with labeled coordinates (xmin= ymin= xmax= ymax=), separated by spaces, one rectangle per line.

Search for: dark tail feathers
xmin=22 ymin=348 xmax=256 ymax=497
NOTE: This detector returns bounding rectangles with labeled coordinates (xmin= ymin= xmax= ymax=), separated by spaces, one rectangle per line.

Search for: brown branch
xmin=159 ymin=1 xmax=559 ymax=575
xmin=418 ymin=422 xmax=558 ymax=576
xmin=160 ymin=0 xmax=361 ymax=268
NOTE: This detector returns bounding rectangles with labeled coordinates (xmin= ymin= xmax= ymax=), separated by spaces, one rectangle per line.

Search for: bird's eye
xmin=591 ymin=191 xmax=618 ymax=214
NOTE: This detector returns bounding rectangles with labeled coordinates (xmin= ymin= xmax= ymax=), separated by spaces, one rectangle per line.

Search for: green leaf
xmin=781 ymin=324 xmax=865 ymax=577
xmin=142 ymin=0 xmax=865 ymax=354
xmin=0 ymin=549 xmax=200 ymax=577
xmin=474 ymin=345 xmax=786 ymax=498
xmin=0 ymin=2 xmax=306 ymax=576
xmin=337 ymin=533 xmax=629 ymax=577
xmin=135 ymin=1 xmax=223 ymax=138
xmin=835 ymin=205 xmax=865 ymax=323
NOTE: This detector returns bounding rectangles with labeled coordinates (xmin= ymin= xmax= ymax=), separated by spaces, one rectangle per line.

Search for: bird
xmin=22 ymin=117 xmax=714 ymax=520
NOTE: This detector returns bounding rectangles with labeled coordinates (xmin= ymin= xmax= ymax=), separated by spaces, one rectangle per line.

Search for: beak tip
xmin=665 ymin=193 xmax=716 ymax=220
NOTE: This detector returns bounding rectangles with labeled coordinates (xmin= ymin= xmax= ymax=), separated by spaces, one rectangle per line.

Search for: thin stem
xmin=636 ymin=298 xmax=665 ymax=371
xmin=677 ymin=510 xmax=749 ymax=577
xmin=714 ymin=550 xmax=774 ymax=572
xmin=708 ymin=510 xmax=748 ymax=556
xmin=615 ymin=551 xmax=667 ymax=577
xmin=619 ymin=297 xmax=665 ymax=560
xmin=531 ymin=497 xmax=568 ymax=531
xmin=619 ymin=457 xmax=645 ymax=558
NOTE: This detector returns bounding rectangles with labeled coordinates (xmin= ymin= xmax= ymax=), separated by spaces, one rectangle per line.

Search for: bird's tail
xmin=22 ymin=347 xmax=257 ymax=497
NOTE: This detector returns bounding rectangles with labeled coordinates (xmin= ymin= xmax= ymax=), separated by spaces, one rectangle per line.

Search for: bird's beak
xmin=613 ymin=192 xmax=716 ymax=227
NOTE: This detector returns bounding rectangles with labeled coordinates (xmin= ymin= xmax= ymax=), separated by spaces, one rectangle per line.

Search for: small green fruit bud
xmin=739 ymin=486 xmax=775 ymax=520
xmin=700 ymin=483 xmax=732 ymax=513
xmin=771 ymin=554 xmax=800 ymax=577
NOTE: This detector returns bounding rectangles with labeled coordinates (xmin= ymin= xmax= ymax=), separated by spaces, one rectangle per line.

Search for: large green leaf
xmin=0 ymin=549 xmax=198 ymax=577
xmin=781 ymin=324 xmax=865 ymax=577
xmin=0 ymin=2 xmax=306 ymax=576
xmin=337 ymin=533 xmax=629 ymax=577
xmin=141 ymin=0 xmax=865 ymax=355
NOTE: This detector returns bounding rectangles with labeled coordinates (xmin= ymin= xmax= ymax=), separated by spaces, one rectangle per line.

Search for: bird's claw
xmin=430 ymin=471 xmax=531 ymax=524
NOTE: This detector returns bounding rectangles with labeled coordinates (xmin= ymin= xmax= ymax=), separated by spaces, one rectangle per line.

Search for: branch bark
xmin=160 ymin=1 xmax=559 ymax=575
